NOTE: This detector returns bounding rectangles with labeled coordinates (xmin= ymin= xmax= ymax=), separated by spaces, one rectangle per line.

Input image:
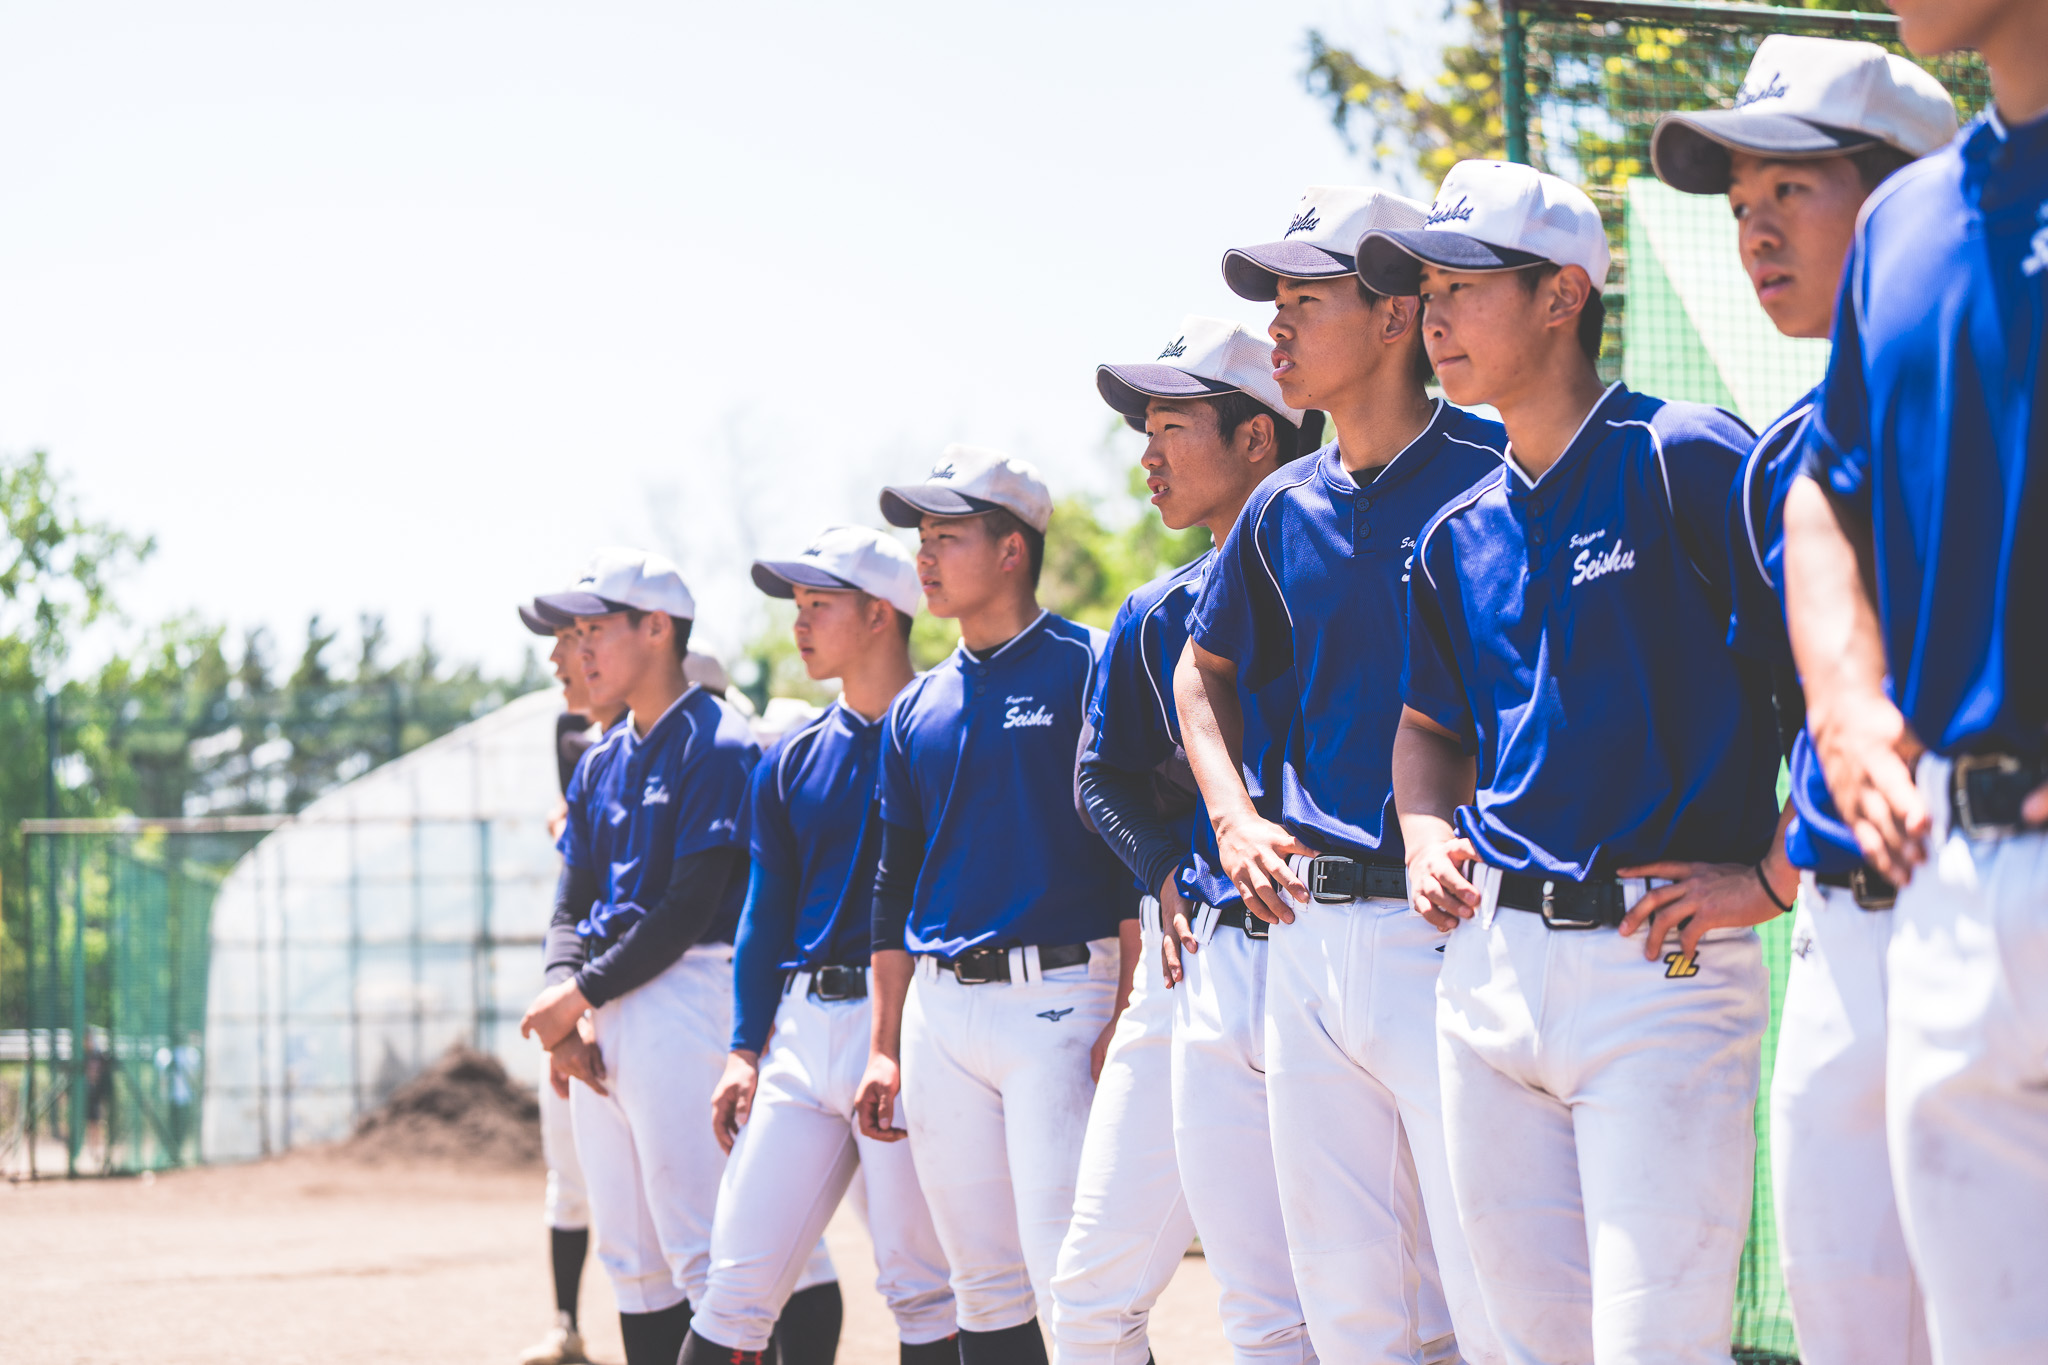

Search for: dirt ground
xmin=2 ymin=1151 xmax=1233 ymax=1364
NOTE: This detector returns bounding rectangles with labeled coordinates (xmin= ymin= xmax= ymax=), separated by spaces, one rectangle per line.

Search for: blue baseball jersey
xmin=1728 ymin=391 xmax=1863 ymax=876
xmin=1189 ymin=400 xmax=1507 ymax=862
xmin=746 ymin=700 xmax=886 ymax=951
xmin=1088 ymin=550 xmax=1292 ymax=911
xmin=879 ymin=611 xmax=1130 ymax=956
xmin=1803 ymin=111 xmax=2048 ymax=761
xmin=558 ymin=686 xmax=759 ymax=947
xmin=1406 ymin=383 xmax=1780 ymax=877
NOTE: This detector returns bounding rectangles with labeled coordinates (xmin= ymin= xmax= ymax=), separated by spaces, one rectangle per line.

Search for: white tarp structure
xmin=201 ymin=688 xmax=564 ymax=1160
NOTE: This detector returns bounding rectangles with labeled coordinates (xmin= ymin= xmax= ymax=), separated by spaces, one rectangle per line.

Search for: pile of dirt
xmin=342 ymin=1045 xmax=541 ymax=1168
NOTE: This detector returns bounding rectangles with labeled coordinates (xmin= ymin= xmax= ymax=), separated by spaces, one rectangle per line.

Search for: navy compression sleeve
xmin=870 ymin=819 xmax=924 ymax=955
xmin=575 ymin=845 xmax=746 ymax=1008
xmin=731 ymin=858 xmax=799 ymax=1054
xmin=544 ymin=862 xmax=600 ymax=985
xmin=1077 ymin=753 xmax=1183 ymax=904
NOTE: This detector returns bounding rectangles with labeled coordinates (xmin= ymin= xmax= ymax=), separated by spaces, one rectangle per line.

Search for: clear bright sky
xmin=1 ymin=1 xmax=1445 ymax=674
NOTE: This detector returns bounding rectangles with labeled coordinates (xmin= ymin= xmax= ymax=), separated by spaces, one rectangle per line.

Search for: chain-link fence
xmin=1496 ymin=5 xmax=1990 ymax=1359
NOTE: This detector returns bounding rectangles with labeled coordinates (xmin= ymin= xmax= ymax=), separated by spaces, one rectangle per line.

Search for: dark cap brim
xmin=750 ymin=560 xmax=860 ymax=599
xmin=878 ymin=485 xmax=1005 ymax=529
xmin=533 ymin=590 xmax=620 ymax=618
xmin=1355 ymin=229 xmax=1548 ymax=295
xmin=1651 ymin=110 xmax=1879 ymax=194
xmin=518 ymin=601 xmax=571 ymax=636
xmin=1221 ymin=241 xmax=1355 ymax=301
xmin=1096 ymin=363 xmax=1240 ymax=432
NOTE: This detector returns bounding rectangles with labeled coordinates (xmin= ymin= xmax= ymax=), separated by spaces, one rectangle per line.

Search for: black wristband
xmin=1754 ymin=861 xmax=1793 ymax=915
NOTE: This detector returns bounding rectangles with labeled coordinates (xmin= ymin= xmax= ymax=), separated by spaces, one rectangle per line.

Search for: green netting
xmin=1500 ymin=5 xmax=1992 ymax=1359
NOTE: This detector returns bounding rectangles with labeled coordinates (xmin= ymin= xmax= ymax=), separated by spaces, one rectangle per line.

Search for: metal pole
xmin=253 ymin=846 xmax=270 ymax=1158
xmin=1503 ymin=0 xmax=1529 ymax=166
xmin=410 ymin=816 xmax=424 ymax=1071
xmin=22 ymin=832 xmax=36 ymax=1181
xmin=277 ymin=842 xmax=291 ymax=1152
xmin=348 ymin=816 xmax=362 ymax=1121
xmin=67 ymin=838 xmax=85 ymax=1177
xmin=474 ymin=819 xmax=493 ymax=1051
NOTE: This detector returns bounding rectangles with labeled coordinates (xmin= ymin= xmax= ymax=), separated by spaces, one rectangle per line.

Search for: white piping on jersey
xmin=1359 ymin=397 xmax=1448 ymax=486
xmin=1138 ymin=562 xmax=1203 ymax=746
xmin=1043 ymin=620 xmax=1107 ymax=828
xmin=1417 ymin=469 xmax=1508 ymax=592
xmin=774 ymin=704 xmax=841 ymax=804
xmin=1740 ymin=403 xmax=1814 ymax=587
xmin=1249 ymin=461 xmax=1323 ymax=647
xmin=952 ymin=608 xmax=1051 ymax=666
xmin=1606 ymin=417 xmax=1712 ymax=588
xmin=1502 ymin=381 xmax=1622 ymax=489
xmin=615 ymin=683 xmax=704 ymax=759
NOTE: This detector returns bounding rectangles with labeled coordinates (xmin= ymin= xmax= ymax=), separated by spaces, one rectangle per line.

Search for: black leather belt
xmin=787 ymin=964 xmax=868 ymax=1001
xmin=931 ymin=942 xmax=1090 ymax=984
xmin=1951 ymin=752 xmax=2047 ymax=839
xmin=1495 ymin=870 xmax=1629 ymax=929
xmin=1305 ymin=854 xmax=1409 ymax=904
xmin=1213 ymin=903 xmax=1270 ymax=940
xmin=1815 ymin=866 xmax=1898 ymax=910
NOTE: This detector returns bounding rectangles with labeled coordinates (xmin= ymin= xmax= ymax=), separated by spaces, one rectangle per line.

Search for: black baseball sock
xmin=956 ymin=1320 xmax=1047 ymax=1365
xmin=680 ymin=1327 xmax=768 ymax=1365
xmin=899 ymin=1333 xmax=961 ymax=1365
xmin=771 ymin=1280 xmax=844 ymax=1365
xmin=550 ymin=1226 xmax=589 ymax=1324
xmin=617 ymin=1299 xmax=693 ymax=1365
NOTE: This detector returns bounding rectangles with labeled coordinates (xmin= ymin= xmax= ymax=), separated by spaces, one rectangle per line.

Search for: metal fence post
xmin=67 ymin=838 xmax=85 ymax=1177
xmin=474 ymin=818 xmax=493 ymax=1052
xmin=1503 ymin=1 xmax=1529 ymax=165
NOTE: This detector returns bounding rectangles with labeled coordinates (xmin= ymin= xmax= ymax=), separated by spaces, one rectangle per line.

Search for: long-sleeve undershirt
xmin=869 ymin=819 xmax=925 ymax=955
xmin=1076 ymin=751 xmax=1187 ymax=903
xmin=544 ymin=845 xmax=746 ymax=1007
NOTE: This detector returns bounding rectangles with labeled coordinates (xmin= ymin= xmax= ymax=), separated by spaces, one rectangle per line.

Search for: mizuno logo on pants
xmin=1036 ymin=1008 xmax=1074 ymax=1022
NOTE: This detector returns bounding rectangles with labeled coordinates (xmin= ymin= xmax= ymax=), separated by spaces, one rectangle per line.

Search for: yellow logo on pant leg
xmin=1663 ymin=950 xmax=1700 ymax=979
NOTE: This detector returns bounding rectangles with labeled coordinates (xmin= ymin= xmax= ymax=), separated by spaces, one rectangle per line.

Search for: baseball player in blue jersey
xmin=1054 ymin=316 xmax=1314 ymax=1365
xmin=681 ymin=525 xmax=958 ymax=1365
xmin=854 ymin=448 xmax=1135 ymax=1365
xmin=1369 ymin=160 xmax=1784 ymax=1364
xmin=515 ymin=597 xmax=623 ymax=1365
xmin=1651 ymin=38 xmax=1958 ymax=1365
xmin=1176 ymin=186 xmax=1507 ymax=1365
xmin=1784 ymin=4 xmax=2048 ymax=1355
xmin=518 ymin=548 xmax=837 ymax=1365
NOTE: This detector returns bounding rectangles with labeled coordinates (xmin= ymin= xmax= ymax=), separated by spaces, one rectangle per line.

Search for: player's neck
xmin=1988 ymin=24 xmax=2048 ymax=126
xmin=838 ymin=647 xmax=915 ymax=722
xmin=590 ymin=704 xmax=627 ymax=731
xmin=1495 ymin=356 xmax=1610 ymax=483
xmin=625 ymin=664 xmax=690 ymax=738
xmin=1327 ymin=378 xmax=1435 ymax=480
xmin=955 ymin=588 xmax=1041 ymax=655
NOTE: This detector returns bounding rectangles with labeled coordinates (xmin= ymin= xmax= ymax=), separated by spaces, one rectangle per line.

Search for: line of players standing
xmin=514 ymin=12 xmax=2047 ymax=1365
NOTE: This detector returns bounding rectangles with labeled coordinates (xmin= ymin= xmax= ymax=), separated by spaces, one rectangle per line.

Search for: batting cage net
xmin=1497 ymin=4 xmax=1990 ymax=1359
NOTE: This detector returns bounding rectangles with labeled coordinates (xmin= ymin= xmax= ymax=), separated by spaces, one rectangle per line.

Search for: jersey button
xmin=1531 ymin=526 xmax=1547 ymax=546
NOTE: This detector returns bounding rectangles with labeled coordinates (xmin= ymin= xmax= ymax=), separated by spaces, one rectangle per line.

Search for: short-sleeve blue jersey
xmin=1188 ymin=400 xmax=1506 ymax=862
xmin=1802 ymin=111 xmax=2048 ymax=761
xmin=1727 ymin=391 xmax=1863 ymax=875
xmin=558 ymin=686 xmax=759 ymax=946
xmin=878 ymin=611 xmax=1131 ymax=956
xmin=1088 ymin=550 xmax=1293 ymax=911
xmin=740 ymin=697 xmax=885 ymax=965
xmin=1406 ymin=383 xmax=1780 ymax=878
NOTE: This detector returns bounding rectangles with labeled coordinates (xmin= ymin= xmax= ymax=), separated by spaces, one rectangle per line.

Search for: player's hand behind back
xmin=710 ymin=1050 xmax=761 ymax=1154
xmin=855 ymin=1052 xmax=907 ymax=1143
xmin=1159 ymin=874 xmax=1197 ymax=989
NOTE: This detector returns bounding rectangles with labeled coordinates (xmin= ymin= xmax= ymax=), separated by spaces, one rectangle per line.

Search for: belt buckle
xmin=812 ymin=965 xmax=860 ymax=1000
xmin=951 ymin=948 xmax=1003 ymax=985
xmin=1953 ymin=753 xmax=2025 ymax=840
xmin=1308 ymin=855 xmax=1353 ymax=905
xmin=1538 ymin=879 xmax=1598 ymax=931
xmin=1241 ymin=909 xmax=1270 ymax=940
xmin=1848 ymin=866 xmax=1896 ymax=911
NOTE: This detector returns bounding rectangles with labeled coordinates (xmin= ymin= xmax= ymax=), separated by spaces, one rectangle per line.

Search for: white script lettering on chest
xmin=642 ymin=780 xmax=671 ymax=805
xmin=1568 ymin=528 xmax=1636 ymax=586
xmin=1003 ymin=694 xmax=1056 ymax=729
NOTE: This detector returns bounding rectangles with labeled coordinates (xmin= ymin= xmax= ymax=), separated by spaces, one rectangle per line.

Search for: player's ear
xmin=1381 ymin=294 xmax=1422 ymax=347
xmin=1241 ymin=412 xmax=1276 ymax=466
xmin=1547 ymin=266 xmax=1593 ymax=333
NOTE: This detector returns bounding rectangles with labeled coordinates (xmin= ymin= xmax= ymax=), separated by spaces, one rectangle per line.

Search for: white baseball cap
xmin=1096 ymin=315 xmax=1308 ymax=434
xmin=517 ymin=599 xmax=572 ymax=636
xmin=880 ymin=445 xmax=1054 ymax=534
xmin=1652 ymin=35 xmax=1958 ymax=195
xmin=1222 ymin=185 xmax=1429 ymax=301
xmin=535 ymin=546 xmax=697 ymax=620
xmin=1356 ymin=160 xmax=1611 ymax=295
xmin=751 ymin=525 xmax=923 ymax=616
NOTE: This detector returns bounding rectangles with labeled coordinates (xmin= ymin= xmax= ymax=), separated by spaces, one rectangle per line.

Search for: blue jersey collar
xmin=951 ymin=608 xmax=1052 ymax=668
xmin=1320 ymin=397 xmax=1454 ymax=496
xmin=622 ymin=684 xmax=702 ymax=754
xmin=1502 ymin=381 xmax=1626 ymax=496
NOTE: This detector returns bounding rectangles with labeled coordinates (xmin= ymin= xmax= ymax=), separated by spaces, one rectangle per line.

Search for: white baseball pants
xmin=693 ymin=972 xmax=955 ymax=1351
xmin=902 ymin=939 xmax=1119 ymax=1333
xmin=540 ymin=1049 xmax=590 ymax=1230
xmin=1885 ymin=755 xmax=2048 ymax=1365
xmin=1170 ymin=904 xmax=1315 ymax=1364
xmin=1437 ymin=867 xmax=1767 ymax=1365
xmin=1051 ymin=910 xmax=1194 ymax=1364
xmin=1266 ymin=865 xmax=1487 ymax=1365
xmin=1770 ymin=878 xmax=1927 ymax=1365
xmin=570 ymin=947 xmax=834 ymax=1313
